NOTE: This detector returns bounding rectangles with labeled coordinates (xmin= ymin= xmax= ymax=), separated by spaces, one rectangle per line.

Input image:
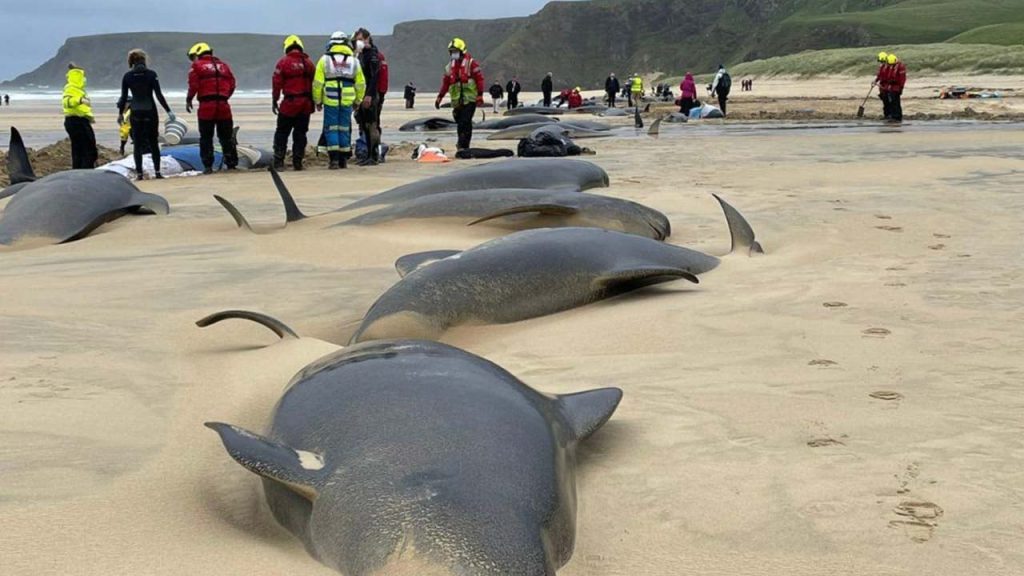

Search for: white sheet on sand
xmin=97 ymin=156 xmax=197 ymax=179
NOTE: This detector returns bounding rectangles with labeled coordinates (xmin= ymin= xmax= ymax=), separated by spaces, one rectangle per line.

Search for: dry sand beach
xmin=2 ymin=83 xmax=1023 ymax=575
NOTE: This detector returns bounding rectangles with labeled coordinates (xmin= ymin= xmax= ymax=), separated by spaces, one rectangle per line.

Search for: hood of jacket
xmin=66 ymin=68 xmax=86 ymax=90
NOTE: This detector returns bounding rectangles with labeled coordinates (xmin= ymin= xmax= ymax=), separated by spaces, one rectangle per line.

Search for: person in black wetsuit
xmin=117 ymin=49 xmax=174 ymax=180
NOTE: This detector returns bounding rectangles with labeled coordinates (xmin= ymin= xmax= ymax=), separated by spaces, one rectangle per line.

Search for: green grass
xmin=726 ymin=43 xmax=1024 ymax=78
xmin=948 ymin=22 xmax=1024 ymax=45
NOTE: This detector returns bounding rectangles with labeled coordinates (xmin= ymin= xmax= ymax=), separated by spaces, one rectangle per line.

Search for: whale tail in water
xmin=713 ymin=194 xmax=764 ymax=255
xmin=213 ymin=167 xmax=309 ymax=233
xmin=7 ymin=127 xmax=37 ymax=185
xmin=196 ymin=310 xmax=300 ymax=340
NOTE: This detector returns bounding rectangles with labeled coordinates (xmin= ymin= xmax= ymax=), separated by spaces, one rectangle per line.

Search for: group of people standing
xmin=487 ymin=78 xmax=522 ymax=113
xmin=874 ymin=52 xmax=907 ymax=122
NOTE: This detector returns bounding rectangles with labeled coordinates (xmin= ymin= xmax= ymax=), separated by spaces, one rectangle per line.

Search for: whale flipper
xmin=205 ymin=422 xmax=326 ymax=500
xmin=595 ymin=266 xmax=699 ymax=293
xmin=196 ymin=310 xmax=300 ymax=340
xmin=467 ymin=203 xmax=579 ymax=226
xmin=395 ymin=250 xmax=462 ymax=278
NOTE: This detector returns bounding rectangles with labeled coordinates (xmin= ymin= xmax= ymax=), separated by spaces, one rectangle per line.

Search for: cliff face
xmin=5 ymin=0 xmax=1023 ymax=91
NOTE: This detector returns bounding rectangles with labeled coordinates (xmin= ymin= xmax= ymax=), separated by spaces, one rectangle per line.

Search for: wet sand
xmin=2 ymin=95 xmax=1023 ymax=575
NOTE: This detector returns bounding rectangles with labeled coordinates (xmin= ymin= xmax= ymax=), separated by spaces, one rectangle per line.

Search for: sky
xmin=2 ymin=1 xmax=561 ymax=81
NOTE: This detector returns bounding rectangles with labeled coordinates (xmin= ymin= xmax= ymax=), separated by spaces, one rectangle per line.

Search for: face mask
xmin=450 ymin=52 xmax=460 ymax=62
xmin=355 ymin=40 xmax=365 ymax=53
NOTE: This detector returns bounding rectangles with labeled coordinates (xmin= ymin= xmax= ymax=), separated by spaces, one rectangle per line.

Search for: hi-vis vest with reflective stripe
xmin=313 ymin=46 xmax=365 ymax=108
xmin=631 ymin=76 xmax=644 ymax=93
xmin=445 ymin=57 xmax=479 ymax=106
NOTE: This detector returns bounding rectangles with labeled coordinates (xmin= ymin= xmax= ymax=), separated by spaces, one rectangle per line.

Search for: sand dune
xmin=2 ymin=99 xmax=1023 ymax=575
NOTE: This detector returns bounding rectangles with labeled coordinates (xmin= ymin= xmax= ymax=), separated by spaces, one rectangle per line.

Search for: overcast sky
xmin=2 ymin=1 xmax=561 ymax=81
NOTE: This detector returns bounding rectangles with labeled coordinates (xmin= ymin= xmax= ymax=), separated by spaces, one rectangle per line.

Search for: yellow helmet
xmin=448 ymin=37 xmax=467 ymax=53
xmin=877 ymin=51 xmax=888 ymax=63
xmin=574 ymin=86 xmax=581 ymax=92
xmin=188 ymin=42 xmax=211 ymax=58
xmin=283 ymin=35 xmax=304 ymax=52
xmin=887 ymin=54 xmax=898 ymax=65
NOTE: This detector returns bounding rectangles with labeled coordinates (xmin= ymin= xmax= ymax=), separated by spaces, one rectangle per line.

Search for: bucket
xmin=163 ymin=116 xmax=188 ymax=145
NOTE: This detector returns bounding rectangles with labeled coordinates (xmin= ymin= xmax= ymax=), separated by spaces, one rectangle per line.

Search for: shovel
xmin=856 ymin=84 xmax=875 ymax=118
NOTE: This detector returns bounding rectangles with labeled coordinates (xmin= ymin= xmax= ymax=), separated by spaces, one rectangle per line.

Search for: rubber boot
xmin=328 ymin=152 xmax=340 ymax=170
xmin=273 ymin=151 xmax=285 ymax=171
xmin=339 ymin=154 xmax=348 ymax=169
xmin=292 ymin=157 xmax=304 ymax=171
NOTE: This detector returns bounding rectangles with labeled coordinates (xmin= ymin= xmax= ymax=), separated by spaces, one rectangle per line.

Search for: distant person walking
xmin=541 ymin=72 xmax=553 ymax=107
xmin=710 ymin=64 xmax=731 ymax=116
xmin=489 ymin=82 xmax=504 ymax=113
xmin=187 ymin=42 xmax=238 ymax=174
xmin=629 ymin=73 xmax=644 ymax=108
xmin=404 ymin=82 xmax=417 ymax=109
xmin=3 ymin=94 xmax=8 ymax=106
xmin=436 ymin=37 xmax=484 ymax=151
xmin=62 ymin=63 xmax=97 ymax=169
xmin=313 ymin=31 xmax=366 ymax=169
xmin=354 ymin=28 xmax=385 ymax=166
xmin=885 ymin=53 xmax=906 ymax=122
xmin=271 ymin=35 xmax=315 ymax=171
xmin=874 ymin=51 xmax=892 ymax=119
xmin=605 ymin=73 xmax=620 ymax=108
xmin=679 ymin=72 xmax=697 ymax=116
xmin=505 ymin=77 xmax=521 ymax=110
xmin=118 ymin=49 xmax=174 ymax=179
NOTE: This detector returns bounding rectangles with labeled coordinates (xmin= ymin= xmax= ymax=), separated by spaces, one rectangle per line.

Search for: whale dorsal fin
xmin=206 ymin=423 xmax=327 ymax=500
xmin=467 ymin=203 xmax=578 ymax=226
xmin=558 ymin=388 xmax=623 ymax=441
xmin=271 ymin=167 xmax=307 ymax=223
xmin=713 ymin=194 xmax=763 ymax=255
xmin=196 ymin=310 xmax=300 ymax=340
xmin=8 ymin=127 xmax=37 ymax=184
xmin=395 ymin=250 xmax=461 ymax=278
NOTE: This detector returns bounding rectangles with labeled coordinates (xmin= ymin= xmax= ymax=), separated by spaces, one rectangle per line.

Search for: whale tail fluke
xmin=713 ymin=194 xmax=764 ymax=255
xmin=196 ymin=310 xmax=300 ymax=340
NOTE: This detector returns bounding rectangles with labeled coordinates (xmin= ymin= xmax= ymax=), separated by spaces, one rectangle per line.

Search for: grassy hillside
xmin=728 ymin=43 xmax=1024 ymax=77
xmin=5 ymin=0 xmax=1024 ymax=90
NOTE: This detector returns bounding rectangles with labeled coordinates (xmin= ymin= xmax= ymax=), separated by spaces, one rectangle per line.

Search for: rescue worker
xmin=605 ymin=73 xmax=620 ymax=107
xmin=435 ymin=38 xmax=484 ymax=152
xmin=541 ymin=72 xmax=553 ymax=107
xmin=629 ymin=74 xmax=644 ymax=108
xmin=679 ymin=72 xmax=697 ymax=116
xmin=568 ymin=86 xmax=583 ymax=109
xmin=271 ymin=35 xmax=315 ymax=171
xmin=118 ymin=49 xmax=174 ymax=179
xmin=710 ymin=65 xmax=731 ymax=116
xmin=489 ymin=82 xmax=504 ymax=113
xmin=404 ymin=82 xmax=417 ymax=109
xmin=118 ymin=97 xmax=132 ymax=156
xmin=353 ymin=28 xmax=384 ymax=166
xmin=874 ymin=51 xmax=891 ymax=119
xmin=313 ymin=31 xmax=366 ymax=170
xmin=62 ymin=63 xmax=97 ymax=169
xmin=505 ymin=77 xmax=521 ymax=110
xmin=186 ymin=43 xmax=238 ymax=174
xmin=885 ymin=54 xmax=906 ymax=123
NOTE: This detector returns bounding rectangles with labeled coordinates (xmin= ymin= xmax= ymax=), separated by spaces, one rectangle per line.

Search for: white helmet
xmin=329 ymin=31 xmax=350 ymax=46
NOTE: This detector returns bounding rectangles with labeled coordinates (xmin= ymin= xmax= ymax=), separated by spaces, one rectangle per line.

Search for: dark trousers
xmin=507 ymin=94 xmax=518 ymax=110
xmin=273 ymin=113 xmax=310 ymax=165
xmin=607 ymin=92 xmax=616 ymax=108
xmin=717 ymin=94 xmax=728 ymax=116
xmin=405 ymin=97 xmax=414 ymax=109
xmin=64 ymin=116 xmax=97 ymax=169
xmin=880 ymin=91 xmax=892 ymax=119
xmin=130 ymin=110 xmax=161 ymax=174
xmin=356 ymin=97 xmax=382 ymax=161
xmin=453 ymin=103 xmax=476 ymax=150
xmin=543 ymin=91 xmax=552 ymax=107
xmin=886 ymin=92 xmax=903 ymax=121
xmin=679 ymin=98 xmax=695 ymax=116
xmin=199 ymin=118 xmax=238 ymax=170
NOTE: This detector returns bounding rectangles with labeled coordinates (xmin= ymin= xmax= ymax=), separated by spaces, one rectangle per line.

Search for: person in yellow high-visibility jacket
xmin=629 ymin=73 xmax=644 ymax=108
xmin=313 ymin=31 xmax=366 ymax=169
xmin=62 ymin=63 xmax=97 ymax=169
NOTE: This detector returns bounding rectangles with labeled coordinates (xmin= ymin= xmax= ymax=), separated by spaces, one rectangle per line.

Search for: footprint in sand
xmin=823 ymin=301 xmax=848 ymax=308
xmin=862 ymin=328 xmax=891 ymax=338
xmin=957 ymin=254 xmax=972 ymax=258
xmin=928 ymin=244 xmax=946 ymax=251
xmin=933 ymin=233 xmax=951 ymax=239
xmin=876 ymin=226 xmax=904 ymax=232
xmin=875 ymin=214 xmax=893 ymax=220
xmin=870 ymin=391 xmax=904 ymax=401
xmin=808 ymin=359 xmax=838 ymax=367
xmin=885 ymin=282 xmax=907 ymax=287
xmin=807 ymin=437 xmax=845 ymax=448
xmin=890 ymin=501 xmax=944 ymax=543
xmin=886 ymin=266 xmax=908 ymax=271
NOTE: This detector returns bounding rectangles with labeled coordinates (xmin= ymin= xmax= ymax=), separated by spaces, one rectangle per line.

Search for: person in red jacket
xmin=679 ymin=72 xmax=697 ymax=116
xmin=873 ymin=51 xmax=892 ymax=119
xmin=435 ymin=38 xmax=484 ymax=151
xmin=186 ymin=42 xmax=238 ymax=174
xmin=885 ymin=53 xmax=906 ymax=123
xmin=272 ymin=35 xmax=316 ymax=171
xmin=567 ymin=87 xmax=583 ymax=109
